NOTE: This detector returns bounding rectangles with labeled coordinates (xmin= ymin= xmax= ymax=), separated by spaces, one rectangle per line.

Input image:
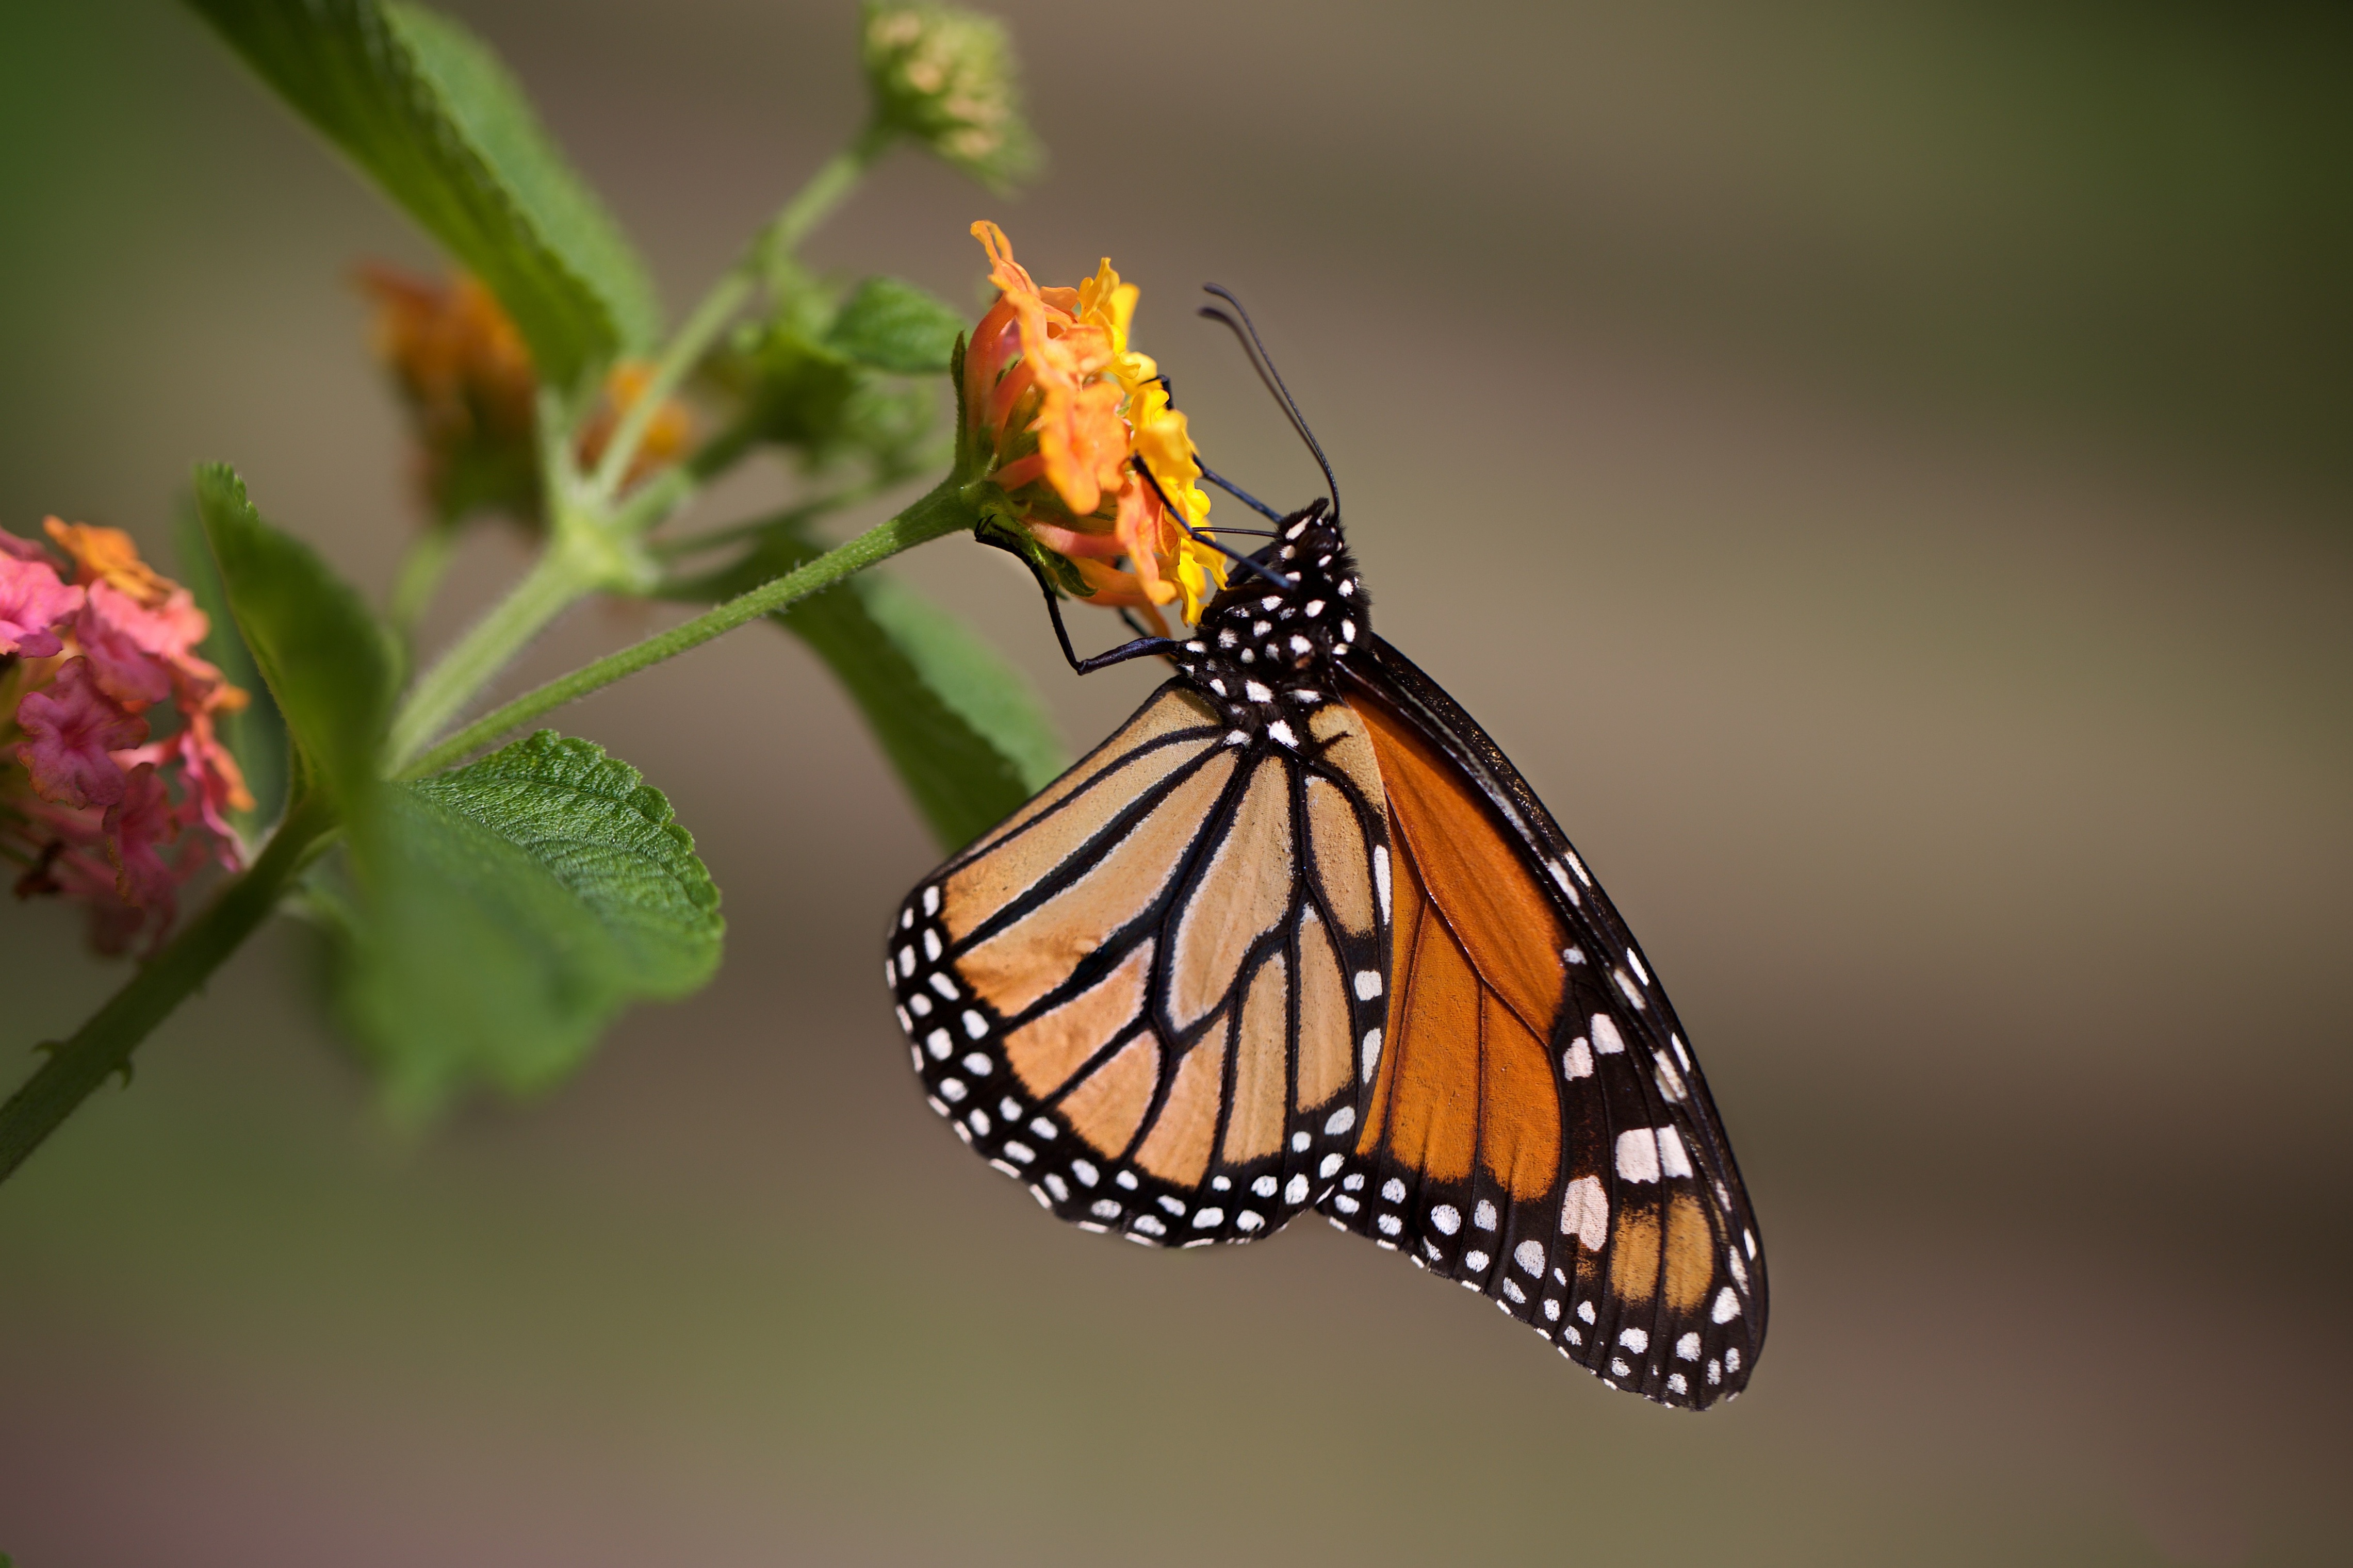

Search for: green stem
xmin=585 ymin=126 xmax=895 ymax=504
xmin=0 ymin=791 xmax=336 ymax=1184
xmin=399 ymin=477 xmax=975 ymax=779
xmin=384 ymin=536 xmax=621 ymax=770
xmin=388 ymin=525 xmax=460 ymax=641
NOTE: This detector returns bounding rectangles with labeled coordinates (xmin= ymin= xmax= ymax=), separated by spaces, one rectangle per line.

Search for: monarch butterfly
xmin=887 ymin=307 xmax=1765 ymax=1410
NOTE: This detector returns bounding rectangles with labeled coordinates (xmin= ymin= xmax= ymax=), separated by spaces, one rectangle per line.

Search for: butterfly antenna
xmin=1196 ymin=463 xmax=1287 ymax=523
xmin=1130 ymin=456 xmax=1295 ymax=591
xmin=1198 ymin=285 xmax=1339 ymax=517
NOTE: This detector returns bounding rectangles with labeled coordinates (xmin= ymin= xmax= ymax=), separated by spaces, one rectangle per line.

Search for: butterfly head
xmin=1170 ymin=501 xmax=1366 ymax=748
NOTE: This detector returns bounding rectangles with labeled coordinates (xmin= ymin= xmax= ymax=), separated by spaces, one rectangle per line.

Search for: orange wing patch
xmin=1353 ymin=690 xmax=1569 ymax=1202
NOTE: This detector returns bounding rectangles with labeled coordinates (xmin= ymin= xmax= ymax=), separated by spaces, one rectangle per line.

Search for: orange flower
xmin=43 ymin=518 xmax=176 ymax=607
xmin=577 ymin=360 xmax=695 ymax=488
xmin=357 ymin=266 xmax=691 ymax=523
xmin=963 ymin=222 xmax=1226 ymax=626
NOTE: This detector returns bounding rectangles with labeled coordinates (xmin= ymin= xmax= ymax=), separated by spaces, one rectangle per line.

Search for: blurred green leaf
xmin=682 ymin=523 xmax=1064 ymax=850
xmin=193 ymin=464 xmax=392 ymax=818
xmin=185 ymin=0 xmax=660 ymax=389
xmin=340 ymin=731 xmax=723 ymax=1119
xmin=173 ymin=498 xmax=289 ymax=834
xmin=826 ymin=275 xmax=964 ymax=375
xmin=710 ymin=319 xmax=937 ymax=475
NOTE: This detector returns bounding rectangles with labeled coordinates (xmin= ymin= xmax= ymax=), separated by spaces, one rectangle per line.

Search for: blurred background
xmin=2 ymin=1 xmax=2348 ymax=1562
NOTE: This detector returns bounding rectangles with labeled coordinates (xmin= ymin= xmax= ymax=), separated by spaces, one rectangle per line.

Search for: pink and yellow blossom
xmin=2 ymin=521 xmax=254 ymax=953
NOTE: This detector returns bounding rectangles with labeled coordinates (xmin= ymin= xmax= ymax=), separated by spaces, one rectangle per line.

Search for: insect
xmin=887 ymin=295 xmax=1766 ymax=1409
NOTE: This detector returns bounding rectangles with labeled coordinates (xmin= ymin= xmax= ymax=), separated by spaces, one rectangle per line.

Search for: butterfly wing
xmin=1323 ymin=638 xmax=1767 ymax=1408
xmin=891 ymin=682 xmax=1392 ymax=1245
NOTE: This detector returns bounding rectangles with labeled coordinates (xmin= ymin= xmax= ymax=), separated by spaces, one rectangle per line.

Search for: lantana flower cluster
xmin=1 ymin=520 xmax=253 ymax=952
xmin=358 ymin=265 xmax=693 ymax=525
xmin=963 ymin=221 xmax=1228 ymax=630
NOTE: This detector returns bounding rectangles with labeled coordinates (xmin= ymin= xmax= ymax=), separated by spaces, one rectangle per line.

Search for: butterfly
xmin=886 ymin=305 xmax=1765 ymax=1410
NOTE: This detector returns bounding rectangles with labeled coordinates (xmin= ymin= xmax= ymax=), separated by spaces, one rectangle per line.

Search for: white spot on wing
xmin=925 ymin=1029 xmax=953 ymax=1060
xmin=1615 ymin=1129 xmax=1661 ymax=1182
xmin=1713 ymin=1287 xmax=1742 ymax=1324
xmin=1656 ymin=1125 xmax=1693 ymax=1179
xmin=1619 ymin=1328 xmax=1649 ymax=1353
xmin=1431 ymin=1204 xmax=1462 ymax=1235
xmin=1675 ymin=1332 xmax=1701 ymax=1361
xmin=1323 ymin=1105 xmax=1356 ymax=1135
xmin=1319 ymin=1151 xmax=1344 ymax=1178
xmin=1613 ymin=968 xmax=1646 ymax=1010
xmin=1563 ymin=1039 xmax=1593 ymax=1079
xmin=1560 ymin=1176 xmax=1607 ymax=1248
xmin=1361 ymin=1028 xmax=1383 ymax=1083
xmin=1514 ymin=1241 xmax=1545 ymax=1275
xmin=1627 ymin=950 xmax=1650 ymax=985
xmin=1653 ymin=1050 xmax=1687 ymax=1101
xmin=1267 ymin=720 xmax=1298 ymax=748
xmin=1284 ymin=1174 xmax=1309 ymax=1204
xmin=1591 ymin=1014 xmax=1626 ymax=1054
xmin=923 ymin=928 xmax=943 ymax=962
xmin=1353 ymin=970 xmax=1382 ymax=1000
xmin=1372 ymin=846 xmax=1392 ymax=921
xmin=1473 ymin=1199 xmax=1498 ymax=1231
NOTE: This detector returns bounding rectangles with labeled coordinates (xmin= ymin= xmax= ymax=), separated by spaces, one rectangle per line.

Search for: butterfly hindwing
xmin=891 ymin=683 xmax=1391 ymax=1246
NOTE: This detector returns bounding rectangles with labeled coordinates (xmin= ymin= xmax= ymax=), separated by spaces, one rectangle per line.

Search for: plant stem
xmin=585 ymin=125 xmax=894 ymax=503
xmin=399 ymin=477 xmax=975 ymax=779
xmin=0 ymin=791 xmax=336 ymax=1184
xmin=388 ymin=525 xmax=460 ymax=641
xmin=384 ymin=538 xmax=615 ymax=770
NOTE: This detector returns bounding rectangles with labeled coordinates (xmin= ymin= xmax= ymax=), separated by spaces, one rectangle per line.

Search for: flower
xmin=862 ymin=3 xmax=1038 ymax=192
xmin=14 ymin=658 xmax=148 ymax=810
xmin=962 ymin=222 xmax=1228 ymax=628
xmin=356 ymin=265 xmax=691 ymax=524
xmin=2 ymin=520 xmax=253 ymax=954
xmin=577 ymin=360 xmax=696 ymax=488
xmin=0 ymin=548 xmax=82 ymax=658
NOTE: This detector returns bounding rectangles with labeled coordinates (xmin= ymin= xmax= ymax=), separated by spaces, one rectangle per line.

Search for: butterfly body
xmin=889 ymin=505 xmax=1766 ymax=1408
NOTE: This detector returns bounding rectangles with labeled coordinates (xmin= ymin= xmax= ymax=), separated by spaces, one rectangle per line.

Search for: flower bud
xmin=862 ymin=3 xmax=1039 ymax=192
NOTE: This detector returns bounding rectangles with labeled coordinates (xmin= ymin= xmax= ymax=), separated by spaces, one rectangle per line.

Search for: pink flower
xmin=103 ymin=762 xmax=180 ymax=917
xmin=5 ymin=516 xmax=253 ymax=954
xmin=167 ymin=714 xmax=255 ymax=868
xmin=0 ymin=526 xmax=59 ymax=564
xmin=72 ymin=584 xmax=177 ymax=708
xmin=0 ymin=548 xmax=84 ymax=659
xmin=13 ymin=657 xmax=148 ymax=808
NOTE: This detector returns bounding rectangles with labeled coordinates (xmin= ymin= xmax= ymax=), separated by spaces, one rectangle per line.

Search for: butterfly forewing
xmin=891 ymin=682 xmax=1391 ymax=1246
xmin=1318 ymin=641 xmax=1767 ymax=1408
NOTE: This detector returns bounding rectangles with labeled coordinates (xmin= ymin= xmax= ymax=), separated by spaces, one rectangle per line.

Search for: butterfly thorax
xmin=1169 ymin=506 xmax=1367 ymax=749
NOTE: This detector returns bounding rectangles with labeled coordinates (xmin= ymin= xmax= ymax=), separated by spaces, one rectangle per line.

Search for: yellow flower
xmin=963 ymin=222 xmax=1227 ymax=625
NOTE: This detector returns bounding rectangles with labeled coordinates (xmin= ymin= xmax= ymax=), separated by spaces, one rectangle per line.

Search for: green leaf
xmin=825 ymin=275 xmax=965 ymax=375
xmin=193 ymin=464 xmax=393 ymax=817
xmin=340 ymin=731 xmax=722 ymax=1118
xmin=185 ymin=0 xmax=660 ymax=388
xmin=681 ymin=523 xmax=1064 ymax=850
xmin=173 ymin=498 xmax=289 ymax=833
